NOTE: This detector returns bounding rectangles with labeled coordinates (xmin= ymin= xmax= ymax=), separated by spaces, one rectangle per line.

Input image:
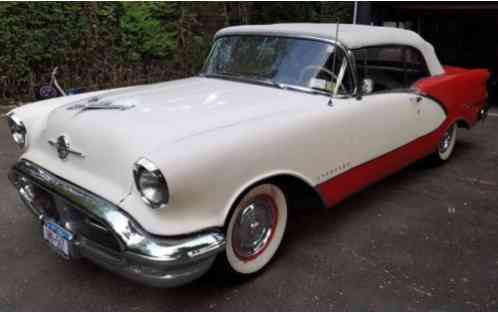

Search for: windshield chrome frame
xmin=200 ymin=33 xmax=359 ymax=99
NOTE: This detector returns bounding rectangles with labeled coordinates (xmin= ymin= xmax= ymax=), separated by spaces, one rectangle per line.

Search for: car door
xmin=348 ymin=45 xmax=445 ymax=169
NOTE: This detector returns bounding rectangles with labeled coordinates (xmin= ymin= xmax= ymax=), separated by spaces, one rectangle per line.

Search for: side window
xmin=321 ymin=48 xmax=354 ymax=95
xmin=404 ymin=47 xmax=430 ymax=85
xmin=304 ymin=46 xmax=354 ymax=96
xmin=354 ymin=46 xmax=430 ymax=93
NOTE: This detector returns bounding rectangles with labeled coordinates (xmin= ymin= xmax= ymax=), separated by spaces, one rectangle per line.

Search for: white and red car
xmin=6 ymin=24 xmax=489 ymax=287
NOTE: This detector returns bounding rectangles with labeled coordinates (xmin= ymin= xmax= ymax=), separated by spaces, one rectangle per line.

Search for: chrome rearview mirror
xmin=361 ymin=78 xmax=374 ymax=95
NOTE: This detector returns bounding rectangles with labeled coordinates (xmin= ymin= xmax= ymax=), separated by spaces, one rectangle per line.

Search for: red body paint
xmin=317 ymin=66 xmax=490 ymax=207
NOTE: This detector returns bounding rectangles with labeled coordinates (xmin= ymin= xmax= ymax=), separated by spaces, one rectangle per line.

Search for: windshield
xmin=202 ymin=35 xmax=354 ymax=96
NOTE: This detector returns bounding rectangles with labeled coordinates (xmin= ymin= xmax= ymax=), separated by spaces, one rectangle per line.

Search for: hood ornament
xmin=67 ymin=96 xmax=135 ymax=112
xmin=48 ymin=135 xmax=85 ymax=159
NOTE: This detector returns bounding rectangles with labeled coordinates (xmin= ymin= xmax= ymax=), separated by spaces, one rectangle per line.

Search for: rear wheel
xmin=430 ymin=123 xmax=457 ymax=163
xmin=225 ymin=183 xmax=288 ymax=275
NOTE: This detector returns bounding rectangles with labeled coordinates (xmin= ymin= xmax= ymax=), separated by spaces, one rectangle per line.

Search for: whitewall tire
xmin=225 ymin=183 xmax=288 ymax=275
xmin=437 ymin=124 xmax=457 ymax=161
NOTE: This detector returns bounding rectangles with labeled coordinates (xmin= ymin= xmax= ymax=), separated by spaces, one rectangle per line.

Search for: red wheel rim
xmin=231 ymin=194 xmax=279 ymax=262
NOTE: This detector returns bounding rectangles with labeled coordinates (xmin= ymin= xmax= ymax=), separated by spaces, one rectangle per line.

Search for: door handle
xmin=410 ymin=96 xmax=423 ymax=104
xmin=410 ymin=96 xmax=422 ymax=115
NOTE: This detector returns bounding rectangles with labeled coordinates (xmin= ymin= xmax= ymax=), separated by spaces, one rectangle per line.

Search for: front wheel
xmin=225 ymin=183 xmax=288 ymax=275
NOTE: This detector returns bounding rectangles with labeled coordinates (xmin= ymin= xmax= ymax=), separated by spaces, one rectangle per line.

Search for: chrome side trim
xmin=359 ymin=88 xmax=449 ymax=117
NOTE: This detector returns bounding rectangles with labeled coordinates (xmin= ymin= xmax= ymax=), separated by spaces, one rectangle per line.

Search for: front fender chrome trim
xmin=9 ymin=160 xmax=226 ymax=287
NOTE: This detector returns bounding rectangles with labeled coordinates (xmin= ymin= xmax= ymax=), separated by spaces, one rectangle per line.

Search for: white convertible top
xmin=216 ymin=23 xmax=445 ymax=76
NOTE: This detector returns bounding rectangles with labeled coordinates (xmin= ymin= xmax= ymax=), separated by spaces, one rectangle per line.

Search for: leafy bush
xmin=0 ymin=2 xmax=352 ymax=106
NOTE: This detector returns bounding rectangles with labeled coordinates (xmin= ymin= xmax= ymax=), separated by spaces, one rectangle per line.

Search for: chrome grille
xmin=10 ymin=169 xmax=121 ymax=252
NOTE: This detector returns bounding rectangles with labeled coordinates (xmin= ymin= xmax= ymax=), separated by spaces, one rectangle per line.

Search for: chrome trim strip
xmin=133 ymin=158 xmax=169 ymax=209
xmin=6 ymin=112 xmax=28 ymax=149
xmin=9 ymin=160 xmax=226 ymax=287
xmin=359 ymin=88 xmax=449 ymax=117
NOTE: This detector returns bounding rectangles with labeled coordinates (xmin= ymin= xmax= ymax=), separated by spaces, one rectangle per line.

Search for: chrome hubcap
xmin=439 ymin=126 xmax=454 ymax=154
xmin=232 ymin=195 xmax=277 ymax=260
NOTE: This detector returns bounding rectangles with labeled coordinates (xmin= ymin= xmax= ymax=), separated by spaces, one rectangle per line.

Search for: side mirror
xmin=361 ymin=78 xmax=374 ymax=95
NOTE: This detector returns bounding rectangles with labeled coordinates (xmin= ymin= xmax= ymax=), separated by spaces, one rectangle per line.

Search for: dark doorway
xmin=366 ymin=3 xmax=498 ymax=105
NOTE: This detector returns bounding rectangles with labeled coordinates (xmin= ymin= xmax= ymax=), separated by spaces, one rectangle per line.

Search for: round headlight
xmin=6 ymin=113 xmax=27 ymax=148
xmin=133 ymin=158 xmax=169 ymax=209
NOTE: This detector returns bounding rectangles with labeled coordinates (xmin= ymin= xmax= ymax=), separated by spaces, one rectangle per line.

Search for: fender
xmin=415 ymin=67 xmax=490 ymax=128
xmin=317 ymin=122 xmax=445 ymax=207
xmin=316 ymin=68 xmax=490 ymax=208
xmin=223 ymin=170 xmax=318 ymax=224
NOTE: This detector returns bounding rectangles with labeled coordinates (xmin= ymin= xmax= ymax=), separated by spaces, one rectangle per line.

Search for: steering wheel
xmin=299 ymin=65 xmax=346 ymax=94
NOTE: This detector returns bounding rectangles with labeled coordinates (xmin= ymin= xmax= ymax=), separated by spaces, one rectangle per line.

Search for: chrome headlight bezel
xmin=6 ymin=113 xmax=27 ymax=149
xmin=133 ymin=158 xmax=169 ymax=209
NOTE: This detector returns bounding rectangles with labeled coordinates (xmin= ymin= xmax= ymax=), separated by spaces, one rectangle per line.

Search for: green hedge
xmin=0 ymin=2 xmax=352 ymax=106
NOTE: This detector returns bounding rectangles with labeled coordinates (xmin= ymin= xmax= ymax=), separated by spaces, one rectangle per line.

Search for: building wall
xmin=360 ymin=3 xmax=498 ymax=104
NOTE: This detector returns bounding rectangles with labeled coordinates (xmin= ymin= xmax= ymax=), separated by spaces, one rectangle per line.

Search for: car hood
xmin=24 ymin=77 xmax=310 ymax=205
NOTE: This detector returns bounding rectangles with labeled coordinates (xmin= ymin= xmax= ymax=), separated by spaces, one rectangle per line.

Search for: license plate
xmin=42 ymin=221 xmax=74 ymax=258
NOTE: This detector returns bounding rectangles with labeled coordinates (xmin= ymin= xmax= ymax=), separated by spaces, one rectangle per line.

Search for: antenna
xmin=329 ymin=19 xmax=340 ymax=106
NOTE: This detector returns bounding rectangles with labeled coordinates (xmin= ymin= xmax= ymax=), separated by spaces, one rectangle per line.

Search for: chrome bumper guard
xmin=8 ymin=160 xmax=226 ymax=287
xmin=479 ymin=105 xmax=489 ymax=121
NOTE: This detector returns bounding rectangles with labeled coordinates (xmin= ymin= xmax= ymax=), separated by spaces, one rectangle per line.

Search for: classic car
xmin=5 ymin=24 xmax=490 ymax=287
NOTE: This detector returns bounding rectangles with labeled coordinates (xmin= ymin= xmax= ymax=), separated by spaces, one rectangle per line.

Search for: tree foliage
xmin=120 ymin=2 xmax=178 ymax=59
xmin=0 ymin=2 xmax=353 ymax=106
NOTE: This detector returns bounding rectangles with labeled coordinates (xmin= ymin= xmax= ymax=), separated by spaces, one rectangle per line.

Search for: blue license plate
xmin=42 ymin=221 xmax=74 ymax=258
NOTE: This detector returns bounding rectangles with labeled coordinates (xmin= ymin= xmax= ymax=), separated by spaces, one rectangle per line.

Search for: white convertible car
xmin=6 ymin=24 xmax=489 ymax=287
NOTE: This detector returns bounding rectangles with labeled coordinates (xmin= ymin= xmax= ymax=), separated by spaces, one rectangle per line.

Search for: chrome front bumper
xmin=8 ymin=160 xmax=226 ymax=287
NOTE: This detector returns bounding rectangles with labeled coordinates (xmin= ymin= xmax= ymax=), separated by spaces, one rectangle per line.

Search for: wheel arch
xmin=222 ymin=171 xmax=325 ymax=227
xmin=456 ymin=118 xmax=471 ymax=130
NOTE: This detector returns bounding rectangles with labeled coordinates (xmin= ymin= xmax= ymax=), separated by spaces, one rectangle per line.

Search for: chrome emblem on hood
xmin=48 ymin=135 xmax=85 ymax=159
xmin=67 ymin=96 xmax=135 ymax=112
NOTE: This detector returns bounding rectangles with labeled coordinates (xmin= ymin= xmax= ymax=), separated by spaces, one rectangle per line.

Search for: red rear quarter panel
xmin=415 ymin=67 xmax=490 ymax=127
xmin=318 ymin=67 xmax=489 ymax=208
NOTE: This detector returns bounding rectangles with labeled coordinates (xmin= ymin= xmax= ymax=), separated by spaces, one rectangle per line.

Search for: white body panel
xmin=9 ymin=24 xmax=448 ymax=236
xmin=11 ymin=77 xmax=445 ymax=236
xmin=346 ymin=93 xmax=446 ymax=166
